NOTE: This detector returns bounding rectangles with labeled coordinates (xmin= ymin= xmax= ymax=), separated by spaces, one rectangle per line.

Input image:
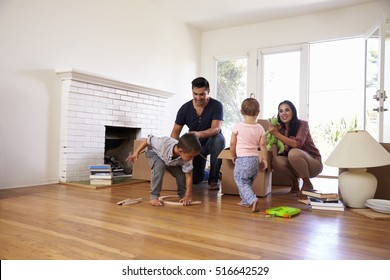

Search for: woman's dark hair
xmin=277 ymin=100 xmax=300 ymax=137
xmin=177 ymin=133 xmax=201 ymax=153
xmin=191 ymin=77 xmax=210 ymax=91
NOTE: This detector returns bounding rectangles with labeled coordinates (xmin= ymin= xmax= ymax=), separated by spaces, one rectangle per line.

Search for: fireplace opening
xmin=104 ymin=126 xmax=141 ymax=175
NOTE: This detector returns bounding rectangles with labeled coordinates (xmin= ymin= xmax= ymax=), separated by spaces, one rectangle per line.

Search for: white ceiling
xmin=146 ymin=0 xmax=376 ymax=31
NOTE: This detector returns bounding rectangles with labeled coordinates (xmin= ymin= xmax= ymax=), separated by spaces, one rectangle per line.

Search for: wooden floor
xmin=0 ymin=180 xmax=389 ymax=260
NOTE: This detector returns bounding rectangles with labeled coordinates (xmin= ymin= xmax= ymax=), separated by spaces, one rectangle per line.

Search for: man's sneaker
xmin=208 ymin=181 xmax=220 ymax=191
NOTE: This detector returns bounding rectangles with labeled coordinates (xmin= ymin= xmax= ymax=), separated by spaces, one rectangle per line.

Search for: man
xmin=170 ymin=77 xmax=225 ymax=190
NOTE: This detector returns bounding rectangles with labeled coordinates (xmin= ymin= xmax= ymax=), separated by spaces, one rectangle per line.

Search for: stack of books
xmin=89 ymin=164 xmax=113 ymax=185
xmin=302 ymin=189 xmax=345 ymax=212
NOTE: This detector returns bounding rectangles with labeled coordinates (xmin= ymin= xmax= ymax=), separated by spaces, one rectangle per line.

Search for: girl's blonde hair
xmin=241 ymin=98 xmax=260 ymax=116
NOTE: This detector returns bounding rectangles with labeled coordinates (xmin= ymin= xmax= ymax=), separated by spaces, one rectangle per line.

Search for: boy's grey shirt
xmin=146 ymin=135 xmax=193 ymax=173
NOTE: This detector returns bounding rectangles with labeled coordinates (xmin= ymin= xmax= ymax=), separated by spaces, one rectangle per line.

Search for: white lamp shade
xmin=325 ymin=130 xmax=390 ymax=168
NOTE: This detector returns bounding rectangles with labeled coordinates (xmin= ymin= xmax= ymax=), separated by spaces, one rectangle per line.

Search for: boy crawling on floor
xmin=127 ymin=133 xmax=201 ymax=206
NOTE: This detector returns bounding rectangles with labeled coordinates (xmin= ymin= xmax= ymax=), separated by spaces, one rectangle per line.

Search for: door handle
xmin=373 ymin=90 xmax=380 ymax=101
xmin=373 ymin=90 xmax=387 ymax=101
xmin=373 ymin=106 xmax=388 ymax=112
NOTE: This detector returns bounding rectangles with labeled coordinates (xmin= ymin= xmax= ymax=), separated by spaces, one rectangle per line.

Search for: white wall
xmin=201 ymin=0 xmax=390 ymax=95
xmin=0 ymin=0 xmax=201 ymax=189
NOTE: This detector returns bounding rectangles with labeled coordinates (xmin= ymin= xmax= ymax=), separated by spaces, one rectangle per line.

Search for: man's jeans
xmin=192 ymin=133 xmax=225 ymax=184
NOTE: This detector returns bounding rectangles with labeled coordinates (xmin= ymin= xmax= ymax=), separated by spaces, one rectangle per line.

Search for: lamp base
xmin=339 ymin=168 xmax=377 ymax=208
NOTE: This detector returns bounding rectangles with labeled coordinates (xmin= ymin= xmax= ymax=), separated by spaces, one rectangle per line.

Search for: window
xmin=309 ymin=38 xmax=365 ymax=176
xmin=258 ymin=45 xmax=306 ymax=119
xmin=215 ymin=56 xmax=248 ymax=146
xmin=215 ymin=38 xmax=369 ymax=178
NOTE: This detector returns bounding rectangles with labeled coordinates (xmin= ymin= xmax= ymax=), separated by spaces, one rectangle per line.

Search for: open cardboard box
xmin=368 ymin=143 xmax=390 ymax=199
xmin=218 ymin=148 xmax=272 ymax=197
xmin=131 ymin=138 xmax=177 ymax=191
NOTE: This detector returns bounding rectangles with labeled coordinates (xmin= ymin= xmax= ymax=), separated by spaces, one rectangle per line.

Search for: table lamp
xmin=325 ymin=130 xmax=390 ymax=208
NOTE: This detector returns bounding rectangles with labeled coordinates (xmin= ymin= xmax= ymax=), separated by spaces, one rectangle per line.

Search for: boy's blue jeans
xmin=146 ymin=148 xmax=186 ymax=199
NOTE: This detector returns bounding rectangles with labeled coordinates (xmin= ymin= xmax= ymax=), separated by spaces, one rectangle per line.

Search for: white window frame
xmin=257 ymin=44 xmax=309 ymax=120
xmin=213 ymin=50 xmax=257 ymax=98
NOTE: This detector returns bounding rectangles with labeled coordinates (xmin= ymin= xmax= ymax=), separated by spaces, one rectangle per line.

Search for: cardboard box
xmin=369 ymin=143 xmax=390 ymax=200
xmin=131 ymin=138 xmax=177 ymax=191
xmin=218 ymin=149 xmax=272 ymax=197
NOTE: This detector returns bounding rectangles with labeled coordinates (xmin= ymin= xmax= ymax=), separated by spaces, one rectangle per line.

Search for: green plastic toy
xmin=266 ymin=116 xmax=285 ymax=154
xmin=265 ymin=206 xmax=301 ymax=218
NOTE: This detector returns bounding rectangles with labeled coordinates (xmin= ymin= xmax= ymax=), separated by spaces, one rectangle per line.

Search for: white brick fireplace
xmin=55 ymin=69 xmax=174 ymax=182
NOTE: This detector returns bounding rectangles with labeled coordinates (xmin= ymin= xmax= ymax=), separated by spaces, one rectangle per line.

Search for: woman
xmin=268 ymin=100 xmax=323 ymax=193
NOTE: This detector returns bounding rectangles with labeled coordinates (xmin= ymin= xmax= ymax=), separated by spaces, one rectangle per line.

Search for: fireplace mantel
xmin=55 ymin=68 xmax=175 ymax=98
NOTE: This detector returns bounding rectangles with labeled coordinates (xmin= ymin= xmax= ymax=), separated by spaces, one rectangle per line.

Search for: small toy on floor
xmin=265 ymin=206 xmax=301 ymax=218
xmin=117 ymin=198 xmax=142 ymax=206
xmin=158 ymin=195 xmax=202 ymax=206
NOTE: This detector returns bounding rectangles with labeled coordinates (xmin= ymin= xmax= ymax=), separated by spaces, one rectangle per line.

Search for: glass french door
xmin=308 ymin=38 xmax=365 ymax=176
xmin=259 ymin=40 xmax=369 ymax=177
xmin=365 ymin=16 xmax=390 ymax=142
xmin=215 ymin=56 xmax=248 ymax=146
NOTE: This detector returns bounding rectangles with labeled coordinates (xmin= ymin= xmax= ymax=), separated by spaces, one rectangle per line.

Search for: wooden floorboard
xmin=0 ymin=181 xmax=389 ymax=260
